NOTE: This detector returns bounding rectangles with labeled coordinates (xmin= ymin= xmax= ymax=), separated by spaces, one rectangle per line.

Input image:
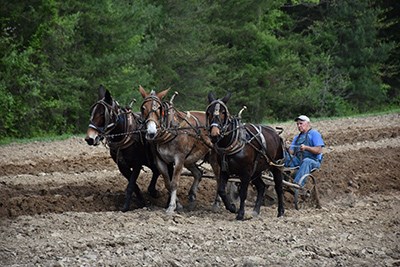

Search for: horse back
xmin=176 ymin=111 xmax=207 ymax=127
xmin=245 ymin=124 xmax=284 ymax=162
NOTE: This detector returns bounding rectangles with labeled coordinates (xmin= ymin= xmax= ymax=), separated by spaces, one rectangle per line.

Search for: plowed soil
xmin=1 ymin=113 xmax=399 ymax=266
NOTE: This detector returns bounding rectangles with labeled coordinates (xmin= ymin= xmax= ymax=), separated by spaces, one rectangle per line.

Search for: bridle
xmin=88 ymin=99 xmax=120 ymax=135
xmin=140 ymin=91 xmax=175 ymax=131
xmin=206 ymin=99 xmax=231 ymax=137
xmin=141 ymin=93 xmax=164 ymax=126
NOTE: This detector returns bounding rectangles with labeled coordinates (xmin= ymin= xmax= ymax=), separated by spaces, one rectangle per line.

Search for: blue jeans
xmin=285 ymin=154 xmax=321 ymax=186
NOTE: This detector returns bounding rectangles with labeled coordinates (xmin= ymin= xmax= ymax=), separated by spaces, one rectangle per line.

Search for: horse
xmin=85 ymin=85 xmax=171 ymax=212
xmin=206 ymin=92 xmax=285 ymax=220
xmin=138 ymin=86 xmax=220 ymax=213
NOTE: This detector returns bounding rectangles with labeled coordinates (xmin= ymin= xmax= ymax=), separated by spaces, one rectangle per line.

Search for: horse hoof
xmin=166 ymin=208 xmax=175 ymax=214
xmin=187 ymin=201 xmax=196 ymax=211
xmin=121 ymin=206 xmax=129 ymax=213
xmin=228 ymin=204 xmax=237 ymax=213
xmin=211 ymin=203 xmax=220 ymax=212
xmin=236 ymin=214 xmax=244 ymax=220
xmin=176 ymin=201 xmax=184 ymax=211
xmin=188 ymin=194 xmax=196 ymax=202
xmin=148 ymin=189 xmax=160 ymax=199
xmin=277 ymin=211 xmax=285 ymax=217
xmin=136 ymin=201 xmax=146 ymax=209
xmin=252 ymin=210 xmax=260 ymax=218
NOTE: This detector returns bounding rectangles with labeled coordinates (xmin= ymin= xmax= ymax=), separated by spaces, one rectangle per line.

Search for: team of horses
xmin=86 ymin=85 xmax=285 ymax=220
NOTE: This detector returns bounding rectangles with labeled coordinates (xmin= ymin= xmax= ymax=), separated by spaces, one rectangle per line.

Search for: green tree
xmin=311 ymin=0 xmax=394 ymax=112
xmin=0 ymin=0 xmax=161 ymax=138
xmin=204 ymin=0 xmax=288 ymax=122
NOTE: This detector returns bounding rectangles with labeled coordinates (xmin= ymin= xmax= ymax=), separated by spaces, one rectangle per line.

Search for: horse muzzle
xmin=146 ymin=132 xmax=157 ymax=140
xmin=85 ymin=129 xmax=102 ymax=146
xmin=85 ymin=136 xmax=100 ymax=146
xmin=209 ymin=125 xmax=221 ymax=143
xmin=210 ymin=135 xmax=220 ymax=144
xmin=145 ymin=120 xmax=158 ymax=140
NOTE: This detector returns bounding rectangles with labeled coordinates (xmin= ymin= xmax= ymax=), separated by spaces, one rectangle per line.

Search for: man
xmin=285 ymin=115 xmax=324 ymax=186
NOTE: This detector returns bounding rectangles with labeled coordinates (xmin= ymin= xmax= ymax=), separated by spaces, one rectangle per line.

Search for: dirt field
xmin=1 ymin=113 xmax=399 ymax=266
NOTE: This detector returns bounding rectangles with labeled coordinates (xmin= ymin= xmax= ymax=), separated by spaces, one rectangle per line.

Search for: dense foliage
xmin=1 ymin=0 xmax=398 ymax=139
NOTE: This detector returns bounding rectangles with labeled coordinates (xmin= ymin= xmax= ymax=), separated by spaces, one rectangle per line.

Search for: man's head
xmin=295 ymin=115 xmax=311 ymax=133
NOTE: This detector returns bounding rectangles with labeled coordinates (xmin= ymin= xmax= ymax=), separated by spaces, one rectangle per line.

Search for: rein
xmin=90 ymin=98 xmax=144 ymax=150
xmin=89 ymin=99 xmax=120 ymax=134
xmin=141 ymin=94 xmax=168 ymax=127
xmin=142 ymin=94 xmax=212 ymax=147
xmin=208 ymin=100 xmax=284 ymax=168
xmin=205 ymin=100 xmax=230 ymax=130
xmin=214 ymin=117 xmax=246 ymax=155
xmin=105 ymin=112 xmax=142 ymax=150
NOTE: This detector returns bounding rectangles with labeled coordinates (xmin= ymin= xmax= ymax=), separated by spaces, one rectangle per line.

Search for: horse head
xmin=85 ymin=85 xmax=120 ymax=146
xmin=139 ymin=85 xmax=169 ymax=140
xmin=206 ymin=92 xmax=232 ymax=143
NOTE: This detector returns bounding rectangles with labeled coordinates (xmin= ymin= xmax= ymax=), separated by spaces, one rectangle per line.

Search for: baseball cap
xmin=295 ymin=115 xmax=310 ymax=122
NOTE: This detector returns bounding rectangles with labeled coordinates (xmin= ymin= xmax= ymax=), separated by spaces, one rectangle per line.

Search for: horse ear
xmin=207 ymin=92 xmax=216 ymax=103
xmin=157 ymin=88 xmax=170 ymax=100
xmin=221 ymin=92 xmax=231 ymax=103
xmin=139 ymin=85 xmax=147 ymax=98
xmin=104 ymin=90 xmax=113 ymax=105
xmin=98 ymin=85 xmax=106 ymax=100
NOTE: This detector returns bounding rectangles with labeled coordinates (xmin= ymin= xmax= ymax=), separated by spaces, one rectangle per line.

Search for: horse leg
xmin=147 ymin=163 xmax=173 ymax=198
xmin=114 ymin=152 xmax=131 ymax=182
xmin=122 ymin=167 xmax=144 ymax=212
xmin=156 ymin=157 xmax=184 ymax=214
xmin=251 ymin=174 xmax=266 ymax=217
xmin=166 ymin=159 xmax=184 ymax=214
xmin=236 ymin=177 xmax=250 ymax=220
xmin=147 ymin=169 xmax=160 ymax=198
xmin=115 ymin=157 xmax=136 ymax=212
xmin=209 ymin=152 xmax=222 ymax=211
xmin=153 ymin=159 xmax=176 ymax=209
xmin=186 ymin=164 xmax=202 ymax=210
xmin=272 ymin=167 xmax=285 ymax=217
xmin=217 ymin=171 xmax=237 ymax=213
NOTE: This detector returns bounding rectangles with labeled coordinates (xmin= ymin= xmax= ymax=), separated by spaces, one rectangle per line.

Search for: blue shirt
xmin=290 ymin=129 xmax=324 ymax=161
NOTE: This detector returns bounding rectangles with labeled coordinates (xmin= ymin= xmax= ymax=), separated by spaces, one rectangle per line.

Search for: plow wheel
xmin=294 ymin=173 xmax=321 ymax=210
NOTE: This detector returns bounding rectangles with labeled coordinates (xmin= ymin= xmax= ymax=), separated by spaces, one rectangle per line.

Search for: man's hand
xmin=300 ymin=144 xmax=322 ymax=155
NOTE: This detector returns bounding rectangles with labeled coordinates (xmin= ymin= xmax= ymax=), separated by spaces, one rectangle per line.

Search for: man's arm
xmin=300 ymin=144 xmax=322 ymax=155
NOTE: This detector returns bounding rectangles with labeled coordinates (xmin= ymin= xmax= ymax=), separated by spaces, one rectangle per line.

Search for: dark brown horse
xmin=85 ymin=85 xmax=171 ymax=211
xmin=139 ymin=86 xmax=220 ymax=213
xmin=206 ymin=92 xmax=285 ymax=220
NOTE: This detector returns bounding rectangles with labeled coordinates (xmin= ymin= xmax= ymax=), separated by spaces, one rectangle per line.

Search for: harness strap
xmin=107 ymin=112 xmax=137 ymax=150
xmin=214 ymin=118 xmax=245 ymax=155
xmin=245 ymin=124 xmax=284 ymax=168
xmin=89 ymin=99 xmax=120 ymax=134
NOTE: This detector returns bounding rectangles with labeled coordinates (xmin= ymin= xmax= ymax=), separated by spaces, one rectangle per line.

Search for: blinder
xmin=88 ymin=99 xmax=120 ymax=134
xmin=141 ymin=94 xmax=164 ymax=127
xmin=205 ymin=100 xmax=230 ymax=132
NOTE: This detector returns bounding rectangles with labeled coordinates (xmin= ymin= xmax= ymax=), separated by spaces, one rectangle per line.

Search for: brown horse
xmin=139 ymin=86 xmax=220 ymax=213
xmin=206 ymin=92 xmax=285 ymax=220
xmin=85 ymin=85 xmax=171 ymax=211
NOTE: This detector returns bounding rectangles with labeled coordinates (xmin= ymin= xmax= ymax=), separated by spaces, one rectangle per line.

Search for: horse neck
xmin=161 ymin=104 xmax=200 ymax=129
xmin=216 ymin=117 xmax=244 ymax=153
xmin=163 ymin=102 xmax=176 ymax=128
xmin=107 ymin=111 xmax=140 ymax=148
xmin=187 ymin=111 xmax=206 ymax=126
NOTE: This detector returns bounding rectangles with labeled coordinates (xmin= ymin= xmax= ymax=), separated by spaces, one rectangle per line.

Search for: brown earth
xmin=0 ymin=113 xmax=399 ymax=266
